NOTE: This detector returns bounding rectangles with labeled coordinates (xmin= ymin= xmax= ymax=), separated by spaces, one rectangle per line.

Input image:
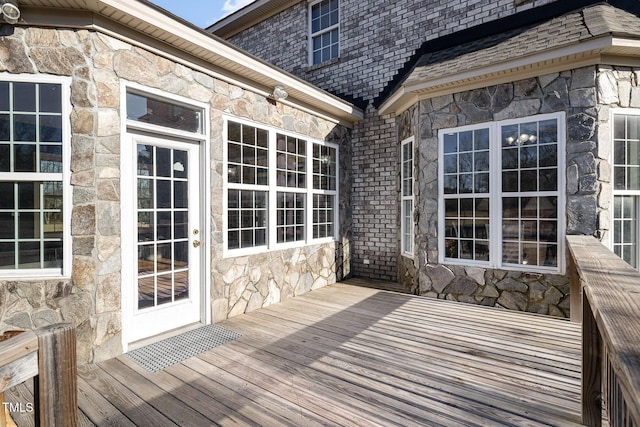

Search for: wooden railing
xmin=0 ymin=323 xmax=77 ymax=426
xmin=567 ymin=235 xmax=640 ymax=427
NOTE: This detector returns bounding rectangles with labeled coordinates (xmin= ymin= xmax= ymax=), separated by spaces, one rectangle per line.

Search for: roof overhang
xmin=378 ymin=35 xmax=640 ymax=116
xmin=208 ymin=0 xmax=301 ymax=39
xmin=16 ymin=0 xmax=362 ymax=127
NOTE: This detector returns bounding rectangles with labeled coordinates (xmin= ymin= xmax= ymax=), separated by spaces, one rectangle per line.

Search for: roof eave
xmin=208 ymin=0 xmax=300 ymax=39
xmin=379 ymin=35 xmax=640 ymax=116
xmin=20 ymin=0 xmax=361 ymax=127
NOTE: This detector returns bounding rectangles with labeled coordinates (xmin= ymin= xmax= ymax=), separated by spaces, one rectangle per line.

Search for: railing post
xmin=582 ymin=292 xmax=602 ymax=427
xmin=33 ymin=323 xmax=78 ymax=427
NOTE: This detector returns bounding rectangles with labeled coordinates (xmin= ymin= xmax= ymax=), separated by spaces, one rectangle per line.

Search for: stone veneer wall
xmin=398 ymin=66 xmax=617 ymax=318
xmin=0 ymin=26 xmax=350 ymax=363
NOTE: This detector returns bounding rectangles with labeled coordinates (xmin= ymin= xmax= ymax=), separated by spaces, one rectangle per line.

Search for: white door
xmin=126 ymin=135 xmax=202 ymax=343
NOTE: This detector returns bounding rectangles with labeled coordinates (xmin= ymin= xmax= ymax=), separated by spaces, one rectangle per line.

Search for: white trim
xmin=120 ymin=81 xmax=210 ymax=350
xmin=437 ymin=112 xmax=566 ymax=274
xmin=0 ymin=74 xmax=72 ymax=279
xmin=223 ymin=115 xmax=339 ymax=258
xmin=400 ymin=136 xmax=414 ymax=258
xmin=609 ymin=108 xmax=640 ymax=270
xmin=378 ymin=36 xmax=626 ymax=116
xmin=308 ymin=0 xmax=340 ymax=66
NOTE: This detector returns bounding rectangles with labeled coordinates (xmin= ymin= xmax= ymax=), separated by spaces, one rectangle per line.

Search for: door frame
xmin=120 ymin=82 xmax=210 ymax=351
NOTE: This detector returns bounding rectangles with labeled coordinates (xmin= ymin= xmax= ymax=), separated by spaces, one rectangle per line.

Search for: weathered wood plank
xmin=34 ymin=323 xmax=77 ymax=427
xmin=76 ymin=375 xmax=136 ymax=427
xmin=0 ymin=332 xmax=37 ymax=368
xmin=98 ymin=358 xmax=215 ymax=427
xmin=77 ymin=364 xmax=177 ymax=426
xmin=114 ymin=356 xmax=266 ymax=427
xmin=223 ymin=313 xmax=582 ymax=426
xmin=171 ymin=355 xmax=330 ymax=427
xmin=0 ymin=353 xmax=37 ymax=394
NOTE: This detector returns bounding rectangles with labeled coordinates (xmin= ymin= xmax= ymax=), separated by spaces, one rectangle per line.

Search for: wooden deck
xmin=7 ymin=278 xmax=583 ymax=426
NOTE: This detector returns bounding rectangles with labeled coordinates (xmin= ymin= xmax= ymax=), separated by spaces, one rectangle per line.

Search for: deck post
xmin=33 ymin=323 xmax=78 ymax=427
xmin=582 ymin=292 xmax=602 ymax=427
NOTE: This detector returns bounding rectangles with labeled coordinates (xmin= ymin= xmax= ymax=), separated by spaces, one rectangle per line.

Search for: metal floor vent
xmin=126 ymin=324 xmax=241 ymax=372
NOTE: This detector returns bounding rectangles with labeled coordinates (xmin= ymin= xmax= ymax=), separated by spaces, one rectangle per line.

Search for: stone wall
xmin=399 ymin=66 xmax=610 ymax=318
xmin=0 ymin=25 xmax=350 ymax=363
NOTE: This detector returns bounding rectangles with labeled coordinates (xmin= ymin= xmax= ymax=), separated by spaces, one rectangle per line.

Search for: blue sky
xmin=150 ymin=0 xmax=255 ymax=28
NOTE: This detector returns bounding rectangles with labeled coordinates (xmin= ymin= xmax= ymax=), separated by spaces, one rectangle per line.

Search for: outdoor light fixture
xmin=0 ymin=0 xmax=20 ymax=24
xmin=272 ymin=85 xmax=288 ymax=101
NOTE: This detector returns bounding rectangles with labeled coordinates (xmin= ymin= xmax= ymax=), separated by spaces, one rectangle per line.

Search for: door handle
xmin=193 ymin=240 xmax=201 ymax=248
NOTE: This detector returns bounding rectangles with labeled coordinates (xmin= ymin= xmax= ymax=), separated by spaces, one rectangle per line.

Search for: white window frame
xmin=438 ymin=112 xmax=566 ymax=274
xmin=610 ymin=108 xmax=640 ymax=270
xmin=401 ymin=136 xmax=414 ymax=257
xmin=308 ymin=0 xmax=340 ymax=66
xmin=223 ymin=116 xmax=339 ymax=257
xmin=0 ymin=74 xmax=72 ymax=279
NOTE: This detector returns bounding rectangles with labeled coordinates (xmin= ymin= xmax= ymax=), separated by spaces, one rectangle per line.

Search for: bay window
xmin=225 ymin=119 xmax=338 ymax=255
xmin=439 ymin=113 xmax=565 ymax=272
xmin=612 ymin=112 xmax=640 ymax=269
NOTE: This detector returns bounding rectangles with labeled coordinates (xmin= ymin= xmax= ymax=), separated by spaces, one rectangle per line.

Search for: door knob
xmin=193 ymin=240 xmax=201 ymax=248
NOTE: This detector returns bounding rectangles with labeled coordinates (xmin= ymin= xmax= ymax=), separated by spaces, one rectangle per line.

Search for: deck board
xmin=6 ymin=279 xmax=584 ymax=426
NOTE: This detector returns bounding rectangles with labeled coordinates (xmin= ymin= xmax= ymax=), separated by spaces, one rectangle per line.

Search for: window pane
xmin=0 ymin=115 xmax=9 ymax=142
xmin=18 ymin=242 xmax=40 ymax=269
xmin=126 ymin=92 xmax=203 ymax=133
xmin=0 ymin=82 xmax=8 ymax=111
xmin=14 ymin=83 xmax=36 ymax=112
xmin=0 ymin=242 xmax=15 ymax=269
xmin=14 ymin=115 xmax=36 ymax=142
xmin=39 ymin=84 xmax=62 ymax=113
xmin=0 ymin=213 xmax=14 ymax=239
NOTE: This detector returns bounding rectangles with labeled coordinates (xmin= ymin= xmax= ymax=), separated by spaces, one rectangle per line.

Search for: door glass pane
xmin=136 ymin=143 xmax=192 ymax=310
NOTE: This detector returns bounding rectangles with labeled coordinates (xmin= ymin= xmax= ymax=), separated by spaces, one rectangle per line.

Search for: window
xmin=312 ymin=143 xmax=337 ymax=239
xmin=401 ymin=137 xmax=414 ymax=256
xmin=612 ymin=112 xmax=640 ymax=269
xmin=0 ymin=78 xmax=70 ymax=276
xmin=309 ymin=0 xmax=339 ymax=65
xmin=225 ymin=119 xmax=338 ymax=254
xmin=439 ymin=113 xmax=565 ymax=272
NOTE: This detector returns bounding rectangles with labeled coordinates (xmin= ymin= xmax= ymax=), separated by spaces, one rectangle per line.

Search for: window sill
xmin=305 ymin=58 xmax=340 ymax=73
xmin=224 ymin=238 xmax=338 ymax=259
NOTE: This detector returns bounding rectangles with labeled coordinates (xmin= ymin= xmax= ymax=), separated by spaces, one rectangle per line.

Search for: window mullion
xmin=489 ymin=122 xmax=501 ymax=269
xmin=268 ymin=130 xmax=277 ymax=249
xmin=306 ymin=139 xmax=312 ymax=244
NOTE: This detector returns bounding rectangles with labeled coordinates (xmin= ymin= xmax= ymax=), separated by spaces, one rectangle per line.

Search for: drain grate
xmin=126 ymin=324 xmax=241 ymax=372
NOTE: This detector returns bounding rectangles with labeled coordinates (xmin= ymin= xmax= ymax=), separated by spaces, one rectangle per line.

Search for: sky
xmin=150 ymin=0 xmax=255 ymax=28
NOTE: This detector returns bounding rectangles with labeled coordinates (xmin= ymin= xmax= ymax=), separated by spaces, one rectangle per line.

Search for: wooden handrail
xmin=0 ymin=323 xmax=77 ymax=426
xmin=567 ymin=235 xmax=640 ymax=427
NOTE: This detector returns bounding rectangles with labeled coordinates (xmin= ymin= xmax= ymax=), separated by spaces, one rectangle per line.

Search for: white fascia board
xmin=379 ymin=36 xmax=620 ymax=116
